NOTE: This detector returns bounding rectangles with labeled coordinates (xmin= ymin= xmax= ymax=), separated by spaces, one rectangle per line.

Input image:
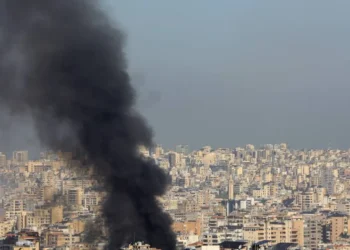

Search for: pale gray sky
xmin=107 ymin=0 xmax=350 ymax=150
xmin=1 ymin=1 xmax=350 ymax=157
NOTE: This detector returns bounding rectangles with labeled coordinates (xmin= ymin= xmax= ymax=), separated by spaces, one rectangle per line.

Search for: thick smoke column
xmin=0 ymin=0 xmax=176 ymax=249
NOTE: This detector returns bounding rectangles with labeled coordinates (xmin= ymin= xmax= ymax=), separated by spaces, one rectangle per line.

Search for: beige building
xmin=5 ymin=200 xmax=26 ymax=220
xmin=12 ymin=151 xmax=28 ymax=164
xmin=303 ymin=214 xmax=324 ymax=250
xmin=26 ymin=161 xmax=47 ymax=173
xmin=0 ymin=220 xmax=15 ymax=237
xmin=297 ymin=190 xmax=315 ymax=211
xmin=329 ymin=214 xmax=350 ymax=243
xmin=236 ymin=166 xmax=243 ymax=176
xmin=41 ymin=186 xmax=55 ymax=203
xmin=243 ymin=218 xmax=304 ymax=246
xmin=243 ymin=223 xmax=265 ymax=243
xmin=291 ymin=216 xmax=304 ymax=246
xmin=83 ymin=191 xmax=103 ymax=208
xmin=172 ymin=219 xmax=201 ymax=235
xmin=196 ymin=189 xmax=211 ymax=207
xmin=252 ymin=184 xmax=277 ymax=199
xmin=51 ymin=206 xmax=64 ymax=224
xmin=228 ymin=176 xmax=234 ymax=200
xmin=16 ymin=206 xmax=63 ymax=231
xmin=65 ymin=188 xmax=83 ymax=206
xmin=41 ymin=229 xmax=66 ymax=247
xmin=62 ymin=179 xmax=95 ymax=193
xmin=0 ymin=153 xmax=6 ymax=167
xmin=66 ymin=218 xmax=86 ymax=235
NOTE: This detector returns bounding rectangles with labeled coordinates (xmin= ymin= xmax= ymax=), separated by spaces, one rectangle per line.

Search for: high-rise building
xmin=168 ymin=152 xmax=178 ymax=168
xmin=51 ymin=205 xmax=63 ymax=224
xmin=328 ymin=214 xmax=350 ymax=243
xmin=153 ymin=144 xmax=164 ymax=157
xmin=292 ymin=216 xmax=305 ymax=246
xmin=41 ymin=186 xmax=55 ymax=203
xmin=297 ymin=189 xmax=315 ymax=211
xmin=303 ymin=214 xmax=324 ymax=250
xmin=228 ymin=176 xmax=234 ymax=200
xmin=12 ymin=150 xmax=29 ymax=163
xmin=0 ymin=152 xmax=6 ymax=167
xmin=321 ymin=166 xmax=335 ymax=195
xmin=5 ymin=200 xmax=27 ymax=219
xmin=265 ymin=219 xmax=304 ymax=245
xmin=65 ymin=187 xmax=83 ymax=206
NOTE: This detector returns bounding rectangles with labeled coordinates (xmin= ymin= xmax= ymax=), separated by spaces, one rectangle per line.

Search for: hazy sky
xmin=106 ymin=1 xmax=350 ymax=150
xmin=1 ymin=1 xmax=350 ymax=157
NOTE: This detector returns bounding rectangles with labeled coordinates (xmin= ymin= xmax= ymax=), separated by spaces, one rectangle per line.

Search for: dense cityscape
xmin=1 ymin=0 xmax=349 ymax=250
xmin=0 ymin=144 xmax=350 ymax=249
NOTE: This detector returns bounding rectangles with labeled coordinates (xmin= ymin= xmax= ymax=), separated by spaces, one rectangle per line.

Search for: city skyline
xmin=2 ymin=143 xmax=350 ymax=249
xmin=0 ymin=141 xmax=347 ymax=161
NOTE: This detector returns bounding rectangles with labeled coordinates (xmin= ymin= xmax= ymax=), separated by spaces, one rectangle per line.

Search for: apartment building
xmin=202 ymin=226 xmax=243 ymax=245
xmin=303 ymin=213 xmax=325 ymax=250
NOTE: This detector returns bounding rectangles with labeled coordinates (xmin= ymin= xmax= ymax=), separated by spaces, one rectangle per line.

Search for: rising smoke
xmin=0 ymin=0 xmax=176 ymax=249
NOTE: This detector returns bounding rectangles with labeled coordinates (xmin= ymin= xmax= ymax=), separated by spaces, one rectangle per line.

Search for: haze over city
xmin=1 ymin=1 xmax=350 ymax=154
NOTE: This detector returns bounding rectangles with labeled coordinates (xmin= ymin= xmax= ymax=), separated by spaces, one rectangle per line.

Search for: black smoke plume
xmin=0 ymin=0 xmax=176 ymax=249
